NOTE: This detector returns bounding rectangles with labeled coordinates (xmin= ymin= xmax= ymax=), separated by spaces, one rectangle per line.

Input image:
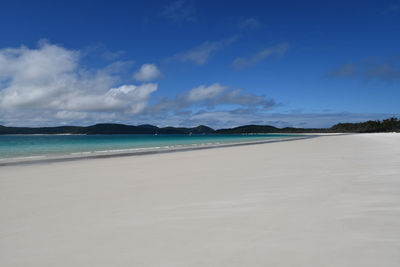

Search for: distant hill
xmin=216 ymin=125 xmax=329 ymax=134
xmin=0 ymin=124 xmax=216 ymax=135
xmin=0 ymin=117 xmax=398 ymax=134
xmin=216 ymin=125 xmax=279 ymax=134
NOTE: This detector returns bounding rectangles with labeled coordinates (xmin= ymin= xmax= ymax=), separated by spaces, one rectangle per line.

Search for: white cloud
xmin=133 ymin=64 xmax=162 ymax=81
xmin=0 ymin=41 xmax=157 ymax=125
xmin=143 ymin=83 xmax=276 ymax=116
xmin=185 ymin=83 xmax=227 ymax=102
xmin=179 ymin=83 xmax=275 ymax=108
xmin=232 ymin=43 xmax=290 ymax=69
xmin=62 ymin=84 xmax=157 ymax=114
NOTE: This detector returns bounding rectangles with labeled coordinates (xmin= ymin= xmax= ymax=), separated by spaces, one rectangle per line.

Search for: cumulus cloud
xmin=184 ymin=83 xmax=227 ymax=102
xmin=0 ymin=41 xmax=157 ymax=125
xmin=60 ymin=84 xmax=157 ymax=113
xmin=169 ymin=36 xmax=238 ymax=65
xmin=133 ymin=64 xmax=162 ymax=81
xmin=232 ymin=43 xmax=290 ymax=69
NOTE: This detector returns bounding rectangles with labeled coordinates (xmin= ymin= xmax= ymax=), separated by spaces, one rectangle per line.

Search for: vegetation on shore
xmin=329 ymin=117 xmax=400 ymax=133
xmin=0 ymin=118 xmax=399 ymax=135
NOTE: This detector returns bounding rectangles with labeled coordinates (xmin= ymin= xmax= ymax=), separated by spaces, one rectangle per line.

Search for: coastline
xmin=0 ymin=134 xmax=315 ymax=167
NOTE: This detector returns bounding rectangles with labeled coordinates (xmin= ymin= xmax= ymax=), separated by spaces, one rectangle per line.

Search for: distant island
xmin=0 ymin=117 xmax=399 ymax=135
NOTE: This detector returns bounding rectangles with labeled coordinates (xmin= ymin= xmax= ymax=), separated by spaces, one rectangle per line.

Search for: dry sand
xmin=1 ymin=133 xmax=400 ymax=266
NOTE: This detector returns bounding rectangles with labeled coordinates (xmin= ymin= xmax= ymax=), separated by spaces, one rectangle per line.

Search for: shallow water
xmin=0 ymin=134 xmax=299 ymax=160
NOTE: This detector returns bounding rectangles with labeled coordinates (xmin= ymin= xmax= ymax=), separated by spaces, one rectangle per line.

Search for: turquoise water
xmin=0 ymin=134 xmax=299 ymax=160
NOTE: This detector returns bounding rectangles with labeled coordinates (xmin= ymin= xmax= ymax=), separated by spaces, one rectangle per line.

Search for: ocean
xmin=0 ymin=134 xmax=301 ymax=163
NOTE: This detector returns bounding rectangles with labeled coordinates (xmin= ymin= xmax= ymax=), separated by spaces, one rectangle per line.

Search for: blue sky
xmin=0 ymin=0 xmax=399 ymax=128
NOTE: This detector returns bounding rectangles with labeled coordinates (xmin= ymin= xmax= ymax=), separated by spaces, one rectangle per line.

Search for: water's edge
xmin=0 ymin=135 xmax=317 ymax=167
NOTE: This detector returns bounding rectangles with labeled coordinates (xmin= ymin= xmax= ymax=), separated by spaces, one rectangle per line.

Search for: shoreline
xmin=0 ymin=135 xmax=317 ymax=167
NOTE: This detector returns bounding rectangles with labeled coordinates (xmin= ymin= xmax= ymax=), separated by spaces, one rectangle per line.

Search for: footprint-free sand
xmin=1 ymin=133 xmax=399 ymax=266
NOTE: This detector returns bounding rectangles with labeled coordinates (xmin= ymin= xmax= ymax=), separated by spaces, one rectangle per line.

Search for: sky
xmin=0 ymin=0 xmax=399 ymax=128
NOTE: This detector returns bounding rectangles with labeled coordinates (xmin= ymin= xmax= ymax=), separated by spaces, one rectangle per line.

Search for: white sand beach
xmin=1 ymin=133 xmax=400 ymax=266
